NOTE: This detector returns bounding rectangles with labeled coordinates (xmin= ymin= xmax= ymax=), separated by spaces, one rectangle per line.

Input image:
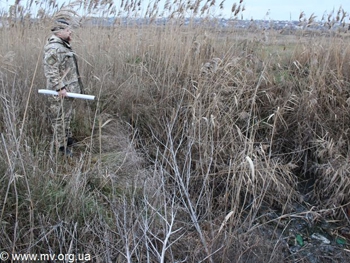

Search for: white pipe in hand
xmin=38 ymin=89 xmax=95 ymax=100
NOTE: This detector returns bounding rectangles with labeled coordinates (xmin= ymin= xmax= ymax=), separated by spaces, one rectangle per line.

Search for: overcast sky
xmin=0 ymin=0 xmax=349 ymax=21
xmin=237 ymin=0 xmax=350 ymax=21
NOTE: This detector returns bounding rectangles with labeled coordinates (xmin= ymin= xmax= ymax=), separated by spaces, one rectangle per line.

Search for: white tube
xmin=38 ymin=89 xmax=95 ymax=100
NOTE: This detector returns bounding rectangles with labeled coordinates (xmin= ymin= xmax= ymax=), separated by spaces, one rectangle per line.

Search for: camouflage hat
xmin=51 ymin=18 xmax=70 ymax=32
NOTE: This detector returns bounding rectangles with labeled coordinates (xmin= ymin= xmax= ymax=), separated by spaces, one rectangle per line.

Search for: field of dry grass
xmin=1 ymin=0 xmax=350 ymax=262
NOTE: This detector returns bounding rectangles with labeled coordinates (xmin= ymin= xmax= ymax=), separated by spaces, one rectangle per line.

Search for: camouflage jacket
xmin=43 ymin=35 xmax=82 ymax=94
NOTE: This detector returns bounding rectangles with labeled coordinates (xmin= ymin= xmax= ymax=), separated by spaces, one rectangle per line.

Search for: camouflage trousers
xmin=48 ymin=97 xmax=75 ymax=149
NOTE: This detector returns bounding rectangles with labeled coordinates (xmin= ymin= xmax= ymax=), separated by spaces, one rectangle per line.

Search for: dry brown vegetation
xmin=1 ymin=0 xmax=350 ymax=262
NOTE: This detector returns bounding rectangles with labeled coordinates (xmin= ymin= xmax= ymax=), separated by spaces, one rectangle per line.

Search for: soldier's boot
xmin=59 ymin=146 xmax=73 ymax=158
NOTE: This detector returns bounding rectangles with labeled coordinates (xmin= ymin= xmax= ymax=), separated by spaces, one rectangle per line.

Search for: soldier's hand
xmin=58 ymin=88 xmax=68 ymax=98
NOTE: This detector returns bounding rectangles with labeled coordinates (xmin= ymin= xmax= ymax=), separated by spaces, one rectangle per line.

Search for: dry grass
xmin=1 ymin=0 xmax=350 ymax=262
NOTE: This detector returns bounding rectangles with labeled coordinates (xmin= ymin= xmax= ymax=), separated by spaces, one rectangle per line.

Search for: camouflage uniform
xmin=43 ymin=34 xmax=83 ymax=150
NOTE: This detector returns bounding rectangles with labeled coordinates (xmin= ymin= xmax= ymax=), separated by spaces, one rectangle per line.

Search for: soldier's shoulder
xmin=45 ymin=36 xmax=64 ymax=48
xmin=45 ymin=41 xmax=62 ymax=49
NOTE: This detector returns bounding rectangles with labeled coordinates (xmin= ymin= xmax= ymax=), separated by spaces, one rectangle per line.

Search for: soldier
xmin=43 ymin=18 xmax=84 ymax=156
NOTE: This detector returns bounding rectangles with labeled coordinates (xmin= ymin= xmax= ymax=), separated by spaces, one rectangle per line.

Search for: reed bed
xmin=0 ymin=0 xmax=350 ymax=262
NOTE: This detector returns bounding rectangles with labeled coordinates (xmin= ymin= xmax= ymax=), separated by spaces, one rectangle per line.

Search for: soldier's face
xmin=57 ymin=27 xmax=72 ymax=42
